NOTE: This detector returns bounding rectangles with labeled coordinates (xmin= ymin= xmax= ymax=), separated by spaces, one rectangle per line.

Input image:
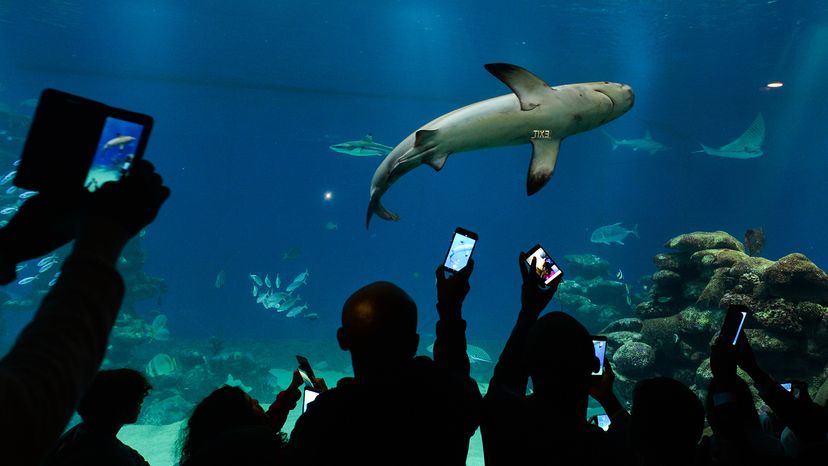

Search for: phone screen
xmin=781 ymin=383 xmax=793 ymax=392
xmin=525 ymin=246 xmax=562 ymax=285
xmin=302 ymin=387 xmax=320 ymax=413
xmin=722 ymin=306 xmax=749 ymax=346
xmin=443 ymin=229 xmax=477 ymax=273
xmin=596 ymin=414 xmax=611 ymax=431
xmin=84 ymin=117 xmax=144 ymax=192
xmin=298 ymin=368 xmax=315 ymax=388
xmin=592 ymin=338 xmax=607 ymax=376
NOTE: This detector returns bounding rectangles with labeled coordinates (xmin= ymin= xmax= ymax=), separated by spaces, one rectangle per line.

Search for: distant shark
xmin=329 ymin=133 xmax=393 ymax=157
xmin=603 ymin=129 xmax=669 ymax=154
xmin=366 ymin=63 xmax=635 ymax=228
xmin=694 ymin=114 xmax=765 ymax=159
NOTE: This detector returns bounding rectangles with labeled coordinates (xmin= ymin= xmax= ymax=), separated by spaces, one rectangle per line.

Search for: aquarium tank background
xmin=1 ymin=1 xmax=827 ymax=464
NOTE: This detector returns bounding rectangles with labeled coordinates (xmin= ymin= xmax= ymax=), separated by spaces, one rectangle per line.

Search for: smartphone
xmin=595 ymin=414 xmax=611 ymax=431
xmin=525 ymin=244 xmax=563 ymax=285
xmin=15 ymin=89 xmax=153 ymax=193
xmin=592 ymin=336 xmax=607 ymax=376
xmin=302 ymin=386 xmax=320 ymax=413
xmin=296 ymin=355 xmax=318 ymax=389
xmin=442 ymin=227 xmax=478 ymax=274
xmin=721 ymin=304 xmax=749 ymax=346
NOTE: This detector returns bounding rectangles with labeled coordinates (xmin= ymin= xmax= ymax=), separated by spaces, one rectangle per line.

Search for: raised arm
xmin=488 ymin=252 xmax=560 ymax=396
xmin=0 ymin=161 xmax=169 ymax=465
xmin=432 ymin=259 xmax=474 ymax=376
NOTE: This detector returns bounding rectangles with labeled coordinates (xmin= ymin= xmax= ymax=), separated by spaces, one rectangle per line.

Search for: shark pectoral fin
xmin=526 ymin=138 xmax=561 ymax=195
xmin=484 ymin=63 xmax=548 ymax=111
xmin=425 ymin=153 xmax=449 ymax=171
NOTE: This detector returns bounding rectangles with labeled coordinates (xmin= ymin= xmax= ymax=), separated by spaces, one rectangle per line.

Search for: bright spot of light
xmin=323 ymin=191 xmax=333 ymax=201
xmin=766 ymin=82 xmax=784 ymax=89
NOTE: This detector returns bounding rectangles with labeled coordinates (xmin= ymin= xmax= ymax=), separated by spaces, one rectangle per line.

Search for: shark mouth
xmin=595 ymin=89 xmax=616 ymax=112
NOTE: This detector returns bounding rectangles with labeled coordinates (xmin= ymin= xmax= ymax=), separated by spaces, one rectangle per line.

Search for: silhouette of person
xmin=0 ymin=160 xmax=170 ymax=465
xmin=42 ymin=369 xmax=153 ymax=466
xmin=286 ymin=260 xmax=481 ymax=465
xmin=482 ymin=252 xmax=632 ymax=466
xmin=179 ymin=371 xmax=304 ymax=466
xmin=630 ymin=377 xmax=705 ymax=466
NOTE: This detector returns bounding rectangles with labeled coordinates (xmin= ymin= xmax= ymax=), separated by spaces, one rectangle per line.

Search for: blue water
xmin=1 ymin=0 xmax=827 ymax=345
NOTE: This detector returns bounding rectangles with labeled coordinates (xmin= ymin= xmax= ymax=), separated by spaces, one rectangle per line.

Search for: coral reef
xmin=557 ymin=254 xmax=634 ymax=331
xmin=604 ymin=230 xmax=828 ymax=403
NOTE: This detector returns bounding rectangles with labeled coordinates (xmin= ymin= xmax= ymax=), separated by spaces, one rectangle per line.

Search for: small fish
xmin=102 ymin=135 xmax=136 ymax=151
xmin=275 ymin=273 xmax=281 ymax=289
xmin=12 ymin=159 xmax=20 ymax=167
xmin=0 ymin=220 xmax=7 ymax=227
xmin=4 ymin=186 xmax=17 ymax=195
xmin=0 ymin=170 xmax=16 ymax=185
xmin=38 ymin=262 xmax=56 ymax=273
xmin=324 ymin=221 xmax=338 ymax=231
xmin=657 ymin=296 xmax=672 ymax=304
xmin=18 ymin=191 xmax=37 ymax=199
xmin=303 ymin=313 xmax=319 ymax=321
xmin=18 ymin=275 xmax=38 ymax=285
xmin=281 ymin=247 xmax=302 ymax=261
xmin=15 ymin=264 xmax=26 ymax=272
xmin=215 ymin=270 xmax=226 ymax=289
xmin=252 ymin=284 xmax=258 ymax=297
xmin=37 ymin=255 xmax=58 ymax=267
xmin=48 ymin=277 xmax=58 ymax=287
xmin=286 ymin=304 xmax=308 ymax=318
xmin=265 ymin=274 xmax=272 ymax=288
xmin=249 ymin=274 xmax=263 ymax=286
xmin=1 ymin=207 xmax=18 ymax=215
xmin=616 ymin=269 xmax=623 ymax=280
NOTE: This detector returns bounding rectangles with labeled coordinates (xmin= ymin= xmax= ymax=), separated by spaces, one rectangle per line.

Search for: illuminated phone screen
xmin=592 ymin=339 xmax=607 ymax=376
xmin=525 ymin=247 xmax=562 ymax=285
xmin=444 ymin=232 xmax=476 ymax=272
xmin=731 ymin=311 xmax=747 ymax=345
xmin=84 ymin=117 xmax=144 ymax=192
xmin=597 ymin=414 xmax=611 ymax=431
xmin=302 ymin=387 xmax=320 ymax=413
xmin=781 ymin=383 xmax=792 ymax=392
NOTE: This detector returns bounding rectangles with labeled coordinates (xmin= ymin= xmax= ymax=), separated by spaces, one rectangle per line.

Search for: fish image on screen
xmin=84 ymin=117 xmax=144 ymax=192
xmin=444 ymin=233 xmax=476 ymax=272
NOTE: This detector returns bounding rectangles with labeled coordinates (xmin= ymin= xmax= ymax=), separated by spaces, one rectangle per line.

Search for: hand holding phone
xmin=296 ymin=355 xmax=322 ymax=391
xmin=16 ymin=89 xmax=153 ymax=194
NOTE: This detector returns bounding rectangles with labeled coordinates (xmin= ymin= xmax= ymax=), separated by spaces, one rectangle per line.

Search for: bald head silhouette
xmin=337 ymin=281 xmax=420 ymax=378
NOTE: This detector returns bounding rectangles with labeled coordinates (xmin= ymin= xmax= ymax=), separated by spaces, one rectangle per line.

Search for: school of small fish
xmin=248 ymin=269 xmax=313 ymax=319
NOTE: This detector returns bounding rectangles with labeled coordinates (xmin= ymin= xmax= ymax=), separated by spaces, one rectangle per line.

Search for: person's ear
xmin=337 ymin=327 xmax=350 ymax=351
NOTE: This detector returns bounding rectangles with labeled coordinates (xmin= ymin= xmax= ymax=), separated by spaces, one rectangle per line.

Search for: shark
xmin=330 ymin=133 xmax=394 ymax=157
xmin=366 ymin=63 xmax=634 ymax=228
xmin=602 ymin=129 xmax=669 ymax=154
xmin=694 ymin=114 xmax=765 ymax=159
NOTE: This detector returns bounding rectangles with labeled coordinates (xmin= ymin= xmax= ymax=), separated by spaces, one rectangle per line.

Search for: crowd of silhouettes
xmin=1 ymin=152 xmax=827 ymax=466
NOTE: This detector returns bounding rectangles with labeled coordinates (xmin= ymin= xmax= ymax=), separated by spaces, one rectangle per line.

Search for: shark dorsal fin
xmin=484 ymin=63 xmax=548 ymax=111
xmin=644 ymin=129 xmax=652 ymax=140
xmin=526 ymin=138 xmax=561 ymax=195
xmin=363 ymin=133 xmax=374 ymax=143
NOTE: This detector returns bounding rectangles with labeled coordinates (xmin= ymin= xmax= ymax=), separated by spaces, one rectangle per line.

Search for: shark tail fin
xmin=693 ymin=144 xmax=711 ymax=154
xmin=366 ymin=196 xmax=400 ymax=229
xmin=632 ymin=224 xmax=640 ymax=238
